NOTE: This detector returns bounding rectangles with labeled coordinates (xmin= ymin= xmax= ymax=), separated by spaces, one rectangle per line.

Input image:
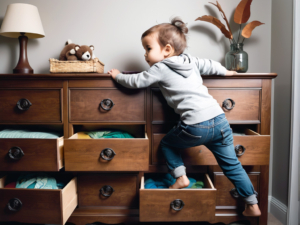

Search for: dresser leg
xmin=259 ymin=165 xmax=269 ymax=225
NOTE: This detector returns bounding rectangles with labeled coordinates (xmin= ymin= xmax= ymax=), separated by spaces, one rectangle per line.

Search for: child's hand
xmin=108 ymin=69 xmax=121 ymax=79
xmin=225 ymin=70 xmax=238 ymax=76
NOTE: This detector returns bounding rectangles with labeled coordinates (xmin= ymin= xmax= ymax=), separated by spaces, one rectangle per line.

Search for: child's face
xmin=142 ymin=32 xmax=172 ymax=67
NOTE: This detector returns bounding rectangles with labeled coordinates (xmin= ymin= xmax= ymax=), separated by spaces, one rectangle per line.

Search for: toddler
xmin=108 ymin=17 xmax=261 ymax=217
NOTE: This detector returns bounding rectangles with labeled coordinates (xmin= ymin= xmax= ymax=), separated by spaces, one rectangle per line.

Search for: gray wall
xmin=271 ymin=0 xmax=293 ymax=208
xmin=0 ymin=0 xmax=271 ymax=74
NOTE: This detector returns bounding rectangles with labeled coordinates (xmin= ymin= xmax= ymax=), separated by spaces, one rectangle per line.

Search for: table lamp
xmin=0 ymin=3 xmax=45 ymax=74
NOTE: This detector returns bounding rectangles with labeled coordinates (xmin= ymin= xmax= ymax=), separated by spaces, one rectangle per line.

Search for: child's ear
xmin=164 ymin=44 xmax=174 ymax=57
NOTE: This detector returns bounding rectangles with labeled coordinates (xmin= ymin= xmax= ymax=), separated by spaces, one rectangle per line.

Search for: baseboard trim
xmin=269 ymin=195 xmax=288 ymax=225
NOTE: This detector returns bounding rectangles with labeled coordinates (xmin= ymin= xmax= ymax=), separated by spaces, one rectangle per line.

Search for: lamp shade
xmin=0 ymin=3 xmax=45 ymax=38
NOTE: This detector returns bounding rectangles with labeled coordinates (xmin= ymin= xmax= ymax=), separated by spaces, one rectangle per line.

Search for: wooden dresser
xmin=0 ymin=73 xmax=276 ymax=225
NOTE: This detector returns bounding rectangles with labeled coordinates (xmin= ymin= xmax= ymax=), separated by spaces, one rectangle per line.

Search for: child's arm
xmin=193 ymin=57 xmax=237 ymax=76
xmin=108 ymin=65 xmax=162 ymax=88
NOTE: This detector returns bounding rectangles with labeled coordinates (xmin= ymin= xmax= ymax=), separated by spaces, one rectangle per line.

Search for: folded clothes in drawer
xmin=76 ymin=130 xmax=134 ymax=139
xmin=0 ymin=129 xmax=60 ymax=138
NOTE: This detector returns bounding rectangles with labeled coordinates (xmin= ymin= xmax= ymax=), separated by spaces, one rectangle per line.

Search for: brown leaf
xmin=195 ymin=15 xmax=232 ymax=39
xmin=209 ymin=1 xmax=233 ymax=39
xmin=242 ymin=21 xmax=264 ymax=38
xmin=234 ymin=0 xmax=253 ymax=24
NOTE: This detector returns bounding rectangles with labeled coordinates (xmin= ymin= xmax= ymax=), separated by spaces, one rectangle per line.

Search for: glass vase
xmin=225 ymin=43 xmax=248 ymax=73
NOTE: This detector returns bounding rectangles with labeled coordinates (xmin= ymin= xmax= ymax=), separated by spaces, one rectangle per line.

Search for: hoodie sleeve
xmin=193 ymin=57 xmax=227 ymax=76
xmin=115 ymin=64 xmax=162 ymax=89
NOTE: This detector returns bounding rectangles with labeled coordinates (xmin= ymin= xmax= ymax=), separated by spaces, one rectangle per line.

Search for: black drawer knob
xmin=235 ymin=145 xmax=246 ymax=157
xmin=8 ymin=146 xmax=24 ymax=160
xmin=230 ymin=188 xmax=258 ymax=199
xmin=222 ymin=98 xmax=235 ymax=110
xmin=100 ymin=185 xmax=115 ymax=197
xmin=100 ymin=98 xmax=115 ymax=111
xmin=17 ymin=98 xmax=32 ymax=111
xmin=7 ymin=198 xmax=22 ymax=211
xmin=170 ymin=199 xmax=185 ymax=211
xmin=100 ymin=148 xmax=116 ymax=161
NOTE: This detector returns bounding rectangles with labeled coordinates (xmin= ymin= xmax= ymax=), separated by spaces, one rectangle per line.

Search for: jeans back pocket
xmin=177 ymin=129 xmax=202 ymax=144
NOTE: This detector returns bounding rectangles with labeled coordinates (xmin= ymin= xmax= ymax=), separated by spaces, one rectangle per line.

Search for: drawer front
xmin=64 ymin=137 xmax=149 ymax=171
xmin=152 ymin=133 xmax=270 ymax=165
xmin=0 ymin=89 xmax=62 ymax=123
xmin=78 ymin=174 xmax=138 ymax=207
xmin=152 ymin=89 xmax=260 ymax=123
xmin=69 ymin=89 xmax=145 ymax=122
xmin=0 ymin=138 xmax=63 ymax=171
xmin=214 ymin=172 xmax=260 ymax=207
xmin=0 ymin=177 xmax=77 ymax=225
xmin=140 ymin=174 xmax=216 ymax=222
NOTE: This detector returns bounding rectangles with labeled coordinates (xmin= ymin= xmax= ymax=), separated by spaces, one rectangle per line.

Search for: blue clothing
xmin=160 ymin=113 xmax=258 ymax=204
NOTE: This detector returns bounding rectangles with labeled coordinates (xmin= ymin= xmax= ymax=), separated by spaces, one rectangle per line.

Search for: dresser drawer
xmin=0 ymin=176 xmax=78 ymax=225
xmin=140 ymin=174 xmax=216 ymax=222
xmin=0 ymin=89 xmax=62 ymax=123
xmin=64 ymin=133 xmax=149 ymax=171
xmin=0 ymin=137 xmax=64 ymax=171
xmin=78 ymin=174 xmax=138 ymax=207
xmin=152 ymin=129 xmax=270 ymax=165
xmin=69 ymin=89 xmax=145 ymax=122
xmin=152 ymin=88 xmax=260 ymax=123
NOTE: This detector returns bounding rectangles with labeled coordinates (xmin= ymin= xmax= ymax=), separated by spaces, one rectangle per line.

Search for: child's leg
xmin=206 ymin=117 xmax=261 ymax=216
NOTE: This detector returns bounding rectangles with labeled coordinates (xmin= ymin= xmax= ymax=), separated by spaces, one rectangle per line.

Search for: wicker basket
xmin=49 ymin=58 xmax=105 ymax=73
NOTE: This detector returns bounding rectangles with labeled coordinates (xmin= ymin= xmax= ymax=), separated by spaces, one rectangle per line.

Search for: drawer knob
xmin=100 ymin=185 xmax=115 ymax=197
xmin=235 ymin=145 xmax=246 ymax=156
xmin=7 ymin=198 xmax=22 ymax=211
xmin=230 ymin=188 xmax=258 ymax=199
xmin=222 ymin=98 xmax=235 ymax=110
xmin=17 ymin=98 xmax=32 ymax=111
xmin=100 ymin=98 xmax=115 ymax=111
xmin=100 ymin=148 xmax=116 ymax=161
xmin=8 ymin=146 xmax=24 ymax=160
xmin=170 ymin=199 xmax=185 ymax=211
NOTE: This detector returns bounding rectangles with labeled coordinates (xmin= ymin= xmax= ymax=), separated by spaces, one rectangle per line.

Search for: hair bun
xmin=171 ymin=17 xmax=188 ymax=34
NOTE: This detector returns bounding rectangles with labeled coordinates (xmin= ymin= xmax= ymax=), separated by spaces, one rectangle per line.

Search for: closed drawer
xmin=140 ymin=174 xmax=216 ymax=222
xmin=64 ymin=133 xmax=149 ymax=171
xmin=0 ymin=175 xmax=78 ymax=225
xmin=152 ymin=128 xmax=270 ymax=165
xmin=213 ymin=171 xmax=260 ymax=207
xmin=78 ymin=174 xmax=138 ymax=207
xmin=69 ymin=89 xmax=145 ymax=122
xmin=152 ymin=88 xmax=260 ymax=123
xmin=0 ymin=89 xmax=62 ymax=123
xmin=0 ymin=137 xmax=64 ymax=171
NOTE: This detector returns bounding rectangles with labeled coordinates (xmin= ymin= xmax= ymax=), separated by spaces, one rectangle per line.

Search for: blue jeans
xmin=160 ymin=113 xmax=258 ymax=204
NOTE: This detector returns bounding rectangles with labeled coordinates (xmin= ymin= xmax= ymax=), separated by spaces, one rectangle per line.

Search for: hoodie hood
xmin=160 ymin=53 xmax=194 ymax=78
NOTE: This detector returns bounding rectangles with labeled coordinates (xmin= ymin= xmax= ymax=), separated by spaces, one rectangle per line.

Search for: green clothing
xmin=86 ymin=130 xmax=134 ymax=139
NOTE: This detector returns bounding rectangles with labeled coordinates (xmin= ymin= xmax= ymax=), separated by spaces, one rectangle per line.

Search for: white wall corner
xmin=269 ymin=195 xmax=288 ymax=225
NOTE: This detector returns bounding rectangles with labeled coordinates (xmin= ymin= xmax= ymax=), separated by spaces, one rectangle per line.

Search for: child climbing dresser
xmin=0 ymin=73 xmax=277 ymax=225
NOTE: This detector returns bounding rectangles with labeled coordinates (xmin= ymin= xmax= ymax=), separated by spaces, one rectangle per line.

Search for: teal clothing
xmin=0 ymin=129 xmax=60 ymax=139
xmin=16 ymin=173 xmax=59 ymax=189
xmin=86 ymin=130 xmax=134 ymax=139
xmin=144 ymin=174 xmax=198 ymax=189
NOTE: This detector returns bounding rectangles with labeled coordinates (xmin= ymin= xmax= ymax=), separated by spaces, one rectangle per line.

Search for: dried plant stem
xmin=242 ymin=37 xmax=245 ymax=43
xmin=238 ymin=24 xmax=242 ymax=43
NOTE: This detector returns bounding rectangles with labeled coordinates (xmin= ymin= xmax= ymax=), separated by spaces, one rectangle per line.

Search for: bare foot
xmin=169 ymin=175 xmax=190 ymax=189
xmin=243 ymin=204 xmax=261 ymax=217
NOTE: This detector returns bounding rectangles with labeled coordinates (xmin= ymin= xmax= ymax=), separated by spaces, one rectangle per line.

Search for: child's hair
xmin=141 ymin=17 xmax=188 ymax=56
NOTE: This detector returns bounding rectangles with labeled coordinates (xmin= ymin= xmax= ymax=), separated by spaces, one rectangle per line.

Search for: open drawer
xmin=0 ymin=137 xmax=64 ymax=171
xmin=64 ymin=132 xmax=149 ymax=171
xmin=0 ymin=175 xmax=78 ymax=225
xmin=139 ymin=174 xmax=216 ymax=222
xmin=153 ymin=128 xmax=270 ymax=166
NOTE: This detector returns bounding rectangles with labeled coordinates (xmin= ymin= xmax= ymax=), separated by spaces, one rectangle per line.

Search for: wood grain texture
xmin=203 ymin=79 xmax=262 ymax=88
xmin=64 ymin=133 xmax=149 ymax=171
xmin=260 ymin=80 xmax=272 ymax=135
xmin=69 ymin=88 xmax=145 ymax=122
xmin=78 ymin=173 xmax=138 ymax=207
xmin=0 ymin=89 xmax=62 ymax=123
xmin=139 ymin=174 xmax=216 ymax=222
xmin=152 ymin=131 xmax=270 ymax=166
xmin=0 ymin=137 xmax=63 ymax=171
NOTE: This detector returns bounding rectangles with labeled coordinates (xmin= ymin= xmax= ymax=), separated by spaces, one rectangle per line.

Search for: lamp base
xmin=13 ymin=33 xmax=34 ymax=74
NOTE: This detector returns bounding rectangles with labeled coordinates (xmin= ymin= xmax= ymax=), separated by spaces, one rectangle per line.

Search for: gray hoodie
xmin=115 ymin=53 xmax=227 ymax=125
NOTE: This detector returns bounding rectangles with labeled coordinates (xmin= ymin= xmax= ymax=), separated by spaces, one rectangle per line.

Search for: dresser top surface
xmin=0 ymin=73 xmax=277 ymax=79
